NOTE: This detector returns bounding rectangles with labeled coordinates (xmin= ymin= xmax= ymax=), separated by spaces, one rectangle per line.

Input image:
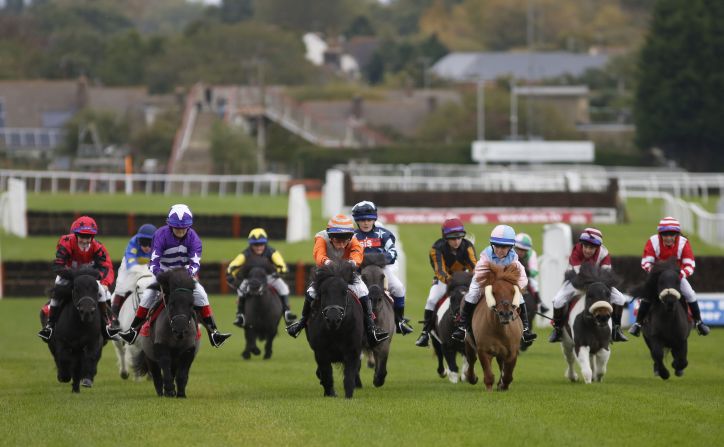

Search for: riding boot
xmin=415 ymin=309 xmax=434 ymax=347
xmin=394 ymin=306 xmax=413 ymax=335
xmin=201 ymin=315 xmax=231 ymax=347
xmin=548 ymin=307 xmax=566 ymax=343
xmin=279 ymin=294 xmax=297 ymax=324
xmin=118 ymin=305 xmax=150 ymax=344
xmin=233 ymin=294 xmax=247 ymax=328
xmin=519 ymin=302 xmax=538 ymax=342
xmin=533 ymin=291 xmax=550 ymax=314
xmin=99 ymin=301 xmax=120 ymax=339
xmin=629 ymin=299 xmax=650 ymax=337
xmin=451 ymin=301 xmax=475 ymax=342
xmin=687 ymin=301 xmax=711 ymax=336
xmin=361 ymin=295 xmax=390 ymax=346
xmin=286 ymin=295 xmax=312 ymax=338
xmin=38 ymin=305 xmax=60 ymax=342
xmin=611 ymin=304 xmax=628 ymax=342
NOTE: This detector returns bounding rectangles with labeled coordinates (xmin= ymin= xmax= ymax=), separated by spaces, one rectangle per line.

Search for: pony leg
xmin=71 ymin=353 xmax=82 ymax=393
xmin=373 ymin=347 xmax=389 ymax=388
xmin=315 ymin=352 xmax=336 ymax=397
xmin=343 ymin=352 xmax=361 ymax=398
xmin=576 ymin=346 xmax=593 ymax=384
xmin=464 ymin=341 xmax=478 ymax=385
xmin=671 ymin=342 xmax=689 ymax=377
xmin=113 ymin=340 xmax=129 ymax=380
xmin=562 ymin=342 xmax=579 ymax=382
xmin=479 ymin=352 xmax=495 ymax=391
xmin=444 ymin=347 xmax=460 ymax=384
xmin=499 ymin=356 xmax=517 ymax=391
xmin=241 ymin=328 xmax=254 ymax=360
xmin=593 ymin=349 xmax=610 ymax=382
xmin=432 ymin=337 xmax=447 ymax=378
xmin=647 ymin=339 xmax=669 ymax=380
xmin=147 ymin=360 xmax=164 ymax=396
xmin=154 ymin=344 xmax=176 ymax=397
xmin=174 ymin=347 xmax=196 ymax=398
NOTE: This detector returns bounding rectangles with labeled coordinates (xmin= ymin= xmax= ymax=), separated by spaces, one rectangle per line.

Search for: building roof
xmin=432 ymin=52 xmax=609 ymax=82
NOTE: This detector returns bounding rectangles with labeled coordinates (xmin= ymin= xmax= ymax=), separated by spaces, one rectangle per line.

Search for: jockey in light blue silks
xmin=118 ymin=204 xmax=231 ymax=348
xmin=110 ymin=223 xmax=156 ymax=323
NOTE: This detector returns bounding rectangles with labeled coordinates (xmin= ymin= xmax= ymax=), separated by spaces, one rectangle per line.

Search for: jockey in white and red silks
xmin=548 ymin=228 xmax=629 ymax=343
xmin=118 ymin=204 xmax=231 ymax=348
xmin=629 ymin=217 xmax=710 ymax=337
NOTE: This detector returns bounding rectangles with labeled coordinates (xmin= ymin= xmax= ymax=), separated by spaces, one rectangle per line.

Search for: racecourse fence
xmin=4 ymin=256 xmax=724 ymax=298
xmin=25 ymin=211 xmax=287 ymax=239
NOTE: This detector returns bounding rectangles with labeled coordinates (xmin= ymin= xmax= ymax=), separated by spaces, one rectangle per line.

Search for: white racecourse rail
xmin=0 ymin=170 xmax=290 ymax=197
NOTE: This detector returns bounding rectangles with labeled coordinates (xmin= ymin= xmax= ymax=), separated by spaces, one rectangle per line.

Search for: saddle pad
xmin=140 ymin=303 xmax=201 ymax=340
xmin=436 ymin=298 xmax=451 ymax=325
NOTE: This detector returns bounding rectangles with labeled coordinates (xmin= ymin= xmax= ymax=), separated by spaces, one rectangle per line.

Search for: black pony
xmin=237 ymin=257 xmax=282 ymax=360
xmin=431 ymin=271 xmax=472 ymax=383
xmin=631 ymin=260 xmax=691 ymax=380
xmin=305 ymin=260 xmax=364 ymax=398
xmin=49 ymin=267 xmax=103 ymax=393
xmin=135 ymin=268 xmax=200 ymax=397
xmin=561 ymin=264 xmax=619 ymax=383
xmin=359 ymin=253 xmax=395 ymax=388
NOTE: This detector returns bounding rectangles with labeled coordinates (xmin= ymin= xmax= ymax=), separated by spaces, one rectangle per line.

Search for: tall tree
xmin=634 ymin=0 xmax=724 ymax=170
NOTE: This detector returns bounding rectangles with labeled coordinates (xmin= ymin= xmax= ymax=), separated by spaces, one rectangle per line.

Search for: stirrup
xmin=415 ymin=331 xmax=430 ymax=347
xmin=548 ymin=327 xmax=562 ymax=343
xmin=696 ymin=321 xmax=710 ymax=336
xmin=283 ymin=310 xmax=297 ymax=325
xmin=209 ymin=330 xmax=231 ymax=347
xmin=522 ymin=330 xmax=537 ymax=342
xmin=372 ymin=328 xmax=390 ymax=343
xmin=451 ymin=327 xmax=466 ymax=342
xmin=233 ymin=313 xmax=245 ymax=328
xmin=612 ymin=325 xmax=628 ymax=342
xmin=628 ymin=322 xmax=642 ymax=337
xmin=119 ymin=328 xmax=139 ymax=345
xmin=105 ymin=325 xmax=121 ymax=339
xmin=286 ymin=320 xmax=305 ymax=338
xmin=38 ymin=326 xmax=53 ymax=342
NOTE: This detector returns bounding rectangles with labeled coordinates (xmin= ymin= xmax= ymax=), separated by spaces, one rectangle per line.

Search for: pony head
xmin=479 ymin=264 xmax=523 ymax=325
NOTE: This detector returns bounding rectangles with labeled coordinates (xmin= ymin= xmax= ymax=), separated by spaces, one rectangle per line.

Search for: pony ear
xmin=57 ymin=268 xmax=74 ymax=281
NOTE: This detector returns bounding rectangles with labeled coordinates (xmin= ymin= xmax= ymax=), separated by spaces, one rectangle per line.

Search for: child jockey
xmin=548 ymin=228 xmax=629 ymax=343
xmin=351 ymin=200 xmax=413 ymax=335
xmin=227 ymin=227 xmax=297 ymax=327
xmin=514 ymin=232 xmax=549 ymax=313
xmin=118 ymin=204 xmax=231 ymax=347
xmin=110 ymin=223 xmax=157 ymax=324
xmin=38 ymin=216 xmax=118 ymax=342
xmin=285 ymin=214 xmax=390 ymax=345
xmin=451 ymin=225 xmax=537 ymax=343
xmin=629 ymin=217 xmax=710 ymax=336
xmin=415 ymin=218 xmax=478 ymax=347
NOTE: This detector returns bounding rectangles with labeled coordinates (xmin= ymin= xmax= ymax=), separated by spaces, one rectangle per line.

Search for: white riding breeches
xmin=552 ymin=280 xmax=628 ymax=308
xmin=680 ymin=278 xmax=696 ymax=303
xmin=384 ymin=265 xmax=405 ymax=299
xmin=424 ymin=279 xmax=448 ymax=311
xmin=306 ymin=274 xmax=369 ymax=300
xmin=140 ymin=280 xmax=209 ymax=308
xmin=237 ymin=275 xmax=290 ymax=297
xmin=50 ymin=275 xmax=110 ymax=306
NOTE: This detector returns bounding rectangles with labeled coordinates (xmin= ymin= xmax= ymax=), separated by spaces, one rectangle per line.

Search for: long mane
xmin=313 ymin=260 xmax=355 ymax=290
xmin=565 ymin=263 xmax=620 ymax=290
xmin=479 ymin=263 xmax=520 ymax=288
xmin=630 ymin=259 xmax=679 ymax=300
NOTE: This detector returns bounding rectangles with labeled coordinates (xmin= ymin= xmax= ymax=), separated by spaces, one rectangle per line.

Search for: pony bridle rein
xmin=659 ymin=288 xmax=681 ymax=301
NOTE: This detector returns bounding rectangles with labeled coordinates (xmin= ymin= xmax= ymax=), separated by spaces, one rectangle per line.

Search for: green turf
xmin=0 ymin=298 xmax=721 ymax=446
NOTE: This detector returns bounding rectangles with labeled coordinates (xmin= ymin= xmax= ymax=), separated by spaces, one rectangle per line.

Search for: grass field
xmin=0 ymin=297 xmax=722 ymax=446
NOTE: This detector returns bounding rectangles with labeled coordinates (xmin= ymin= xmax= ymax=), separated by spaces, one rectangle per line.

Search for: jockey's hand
xmin=679 ymin=270 xmax=686 ymax=280
xmin=347 ymin=259 xmax=357 ymax=268
xmin=324 ymin=259 xmax=332 ymax=266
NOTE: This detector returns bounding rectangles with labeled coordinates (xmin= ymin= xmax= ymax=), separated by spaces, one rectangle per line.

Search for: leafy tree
xmin=255 ymin=0 xmax=356 ymax=35
xmin=635 ymin=0 xmax=724 ymax=170
xmin=130 ymin=109 xmax=180 ymax=163
xmin=58 ymin=109 xmax=129 ymax=157
xmin=218 ymin=0 xmax=254 ymax=23
xmin=209 ymin=121 xmax=257 ymax=174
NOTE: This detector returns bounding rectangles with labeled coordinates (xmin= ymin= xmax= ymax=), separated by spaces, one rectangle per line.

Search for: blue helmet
xmin=135 ymin=223 xmax=157 ymax=240
xmin=166 ymin=204 xmax=193 ymax=228
xmin=352 ymin=201 xmax=378 ymax=221
xmin=490 ymin=225 xmax=516 ymax=246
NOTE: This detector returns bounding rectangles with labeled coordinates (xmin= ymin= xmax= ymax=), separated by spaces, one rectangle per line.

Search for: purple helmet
xmin=166 ymin=204 xmax=193 ymax=228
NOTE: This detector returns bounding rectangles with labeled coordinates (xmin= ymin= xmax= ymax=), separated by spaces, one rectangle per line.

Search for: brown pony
xmin=464 ymin=264 xmax=524 ymax=391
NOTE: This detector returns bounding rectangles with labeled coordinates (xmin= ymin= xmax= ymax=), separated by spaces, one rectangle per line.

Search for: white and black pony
xmin=134 ymin=268 xmax=200 ymax=398
xmin=560 ymin=264 xmax=619 ymax=384
xmin=305 ymin=261 xmax=364 ymax=398
xmin=48 ymin=267 xmax=104 ymax=393
xmin=113 ymin=265 xmax=155 ymax=380
xmin=431 ymin=271 xmax=472 ymax=384
xmin=236 ymin=257 xmax=282 ymax=360
xmin=631 ymin=260 xmax=691 ymax=380
xmin=359 ymin=253 xmax=396 ymax=388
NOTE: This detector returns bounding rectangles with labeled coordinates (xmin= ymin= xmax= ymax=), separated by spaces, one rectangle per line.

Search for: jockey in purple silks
xmin=118 ymin=204 xmax=231 ymax=348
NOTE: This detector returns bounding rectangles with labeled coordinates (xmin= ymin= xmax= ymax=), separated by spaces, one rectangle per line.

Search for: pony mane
xmin=313 ymin=261 xmax=355 ymax=289
xmin=239 ymin=256 xmax=276 ymax=278
xmin=361 ymin=253 xmax=387 ymax=269
xmin=448 ymin=271 xmax=473 ymax=291
xmin=630 ymin=259 xmax=679 ymax=300
xmin=157 ymin=268 xmax=194 ymax=292
xmin=74 ymin=266 xmax=100 ymax=280
xmin=566 ymin=263 xmax=620 ymax=290
xmin=479 ymin=263 xmax=520 ymax=288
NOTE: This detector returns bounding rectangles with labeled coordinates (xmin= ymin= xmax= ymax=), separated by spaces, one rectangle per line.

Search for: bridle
xmin=164 ymin=287 xmax=194 ymax=331
xmin=484 ymin=284 xmax=522 ymax=323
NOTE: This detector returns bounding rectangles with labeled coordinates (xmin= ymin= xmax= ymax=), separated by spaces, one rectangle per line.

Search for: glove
xmin=324 ymin=259 xmax=332 ymax=266
xmin=347 ymin=260 xmax=357 ymax=267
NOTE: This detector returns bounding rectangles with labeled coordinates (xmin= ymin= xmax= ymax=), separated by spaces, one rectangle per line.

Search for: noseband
xmin=164 ymin=287 xmax=194 ymax=330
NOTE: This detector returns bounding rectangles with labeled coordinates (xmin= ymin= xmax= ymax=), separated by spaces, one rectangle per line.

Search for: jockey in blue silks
xmin=111 ymin=223 xmax=157 ymax=322
xmin=451 ymin=224 xmax=537 ymax=344
xmin=118 ymin=204 xmax=231 ymax=348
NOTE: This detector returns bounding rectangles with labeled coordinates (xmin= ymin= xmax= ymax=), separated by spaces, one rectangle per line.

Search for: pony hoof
xmin=449 ymin=372 xmax=460 ymax=384
xmin=468 ymin=376 xmax=478 ymax=385
xmin=72 ymin=387 xmax=80 ymax=393
xmin=324 ymin=390 xmax=337 ymax=398
xmin=675 ymin=369 xmax=684 ymax=377
xmin=250 ymin=347 xmax=261 ymax=356
xmin=120 ymin=371 xmax=129 ymax=380
xmin=57 ymin=374 xmax=71 ymax=383
xmin=263 ymin=352 xmax=272 ymax=360
xmin=176 ymin=393 xmax=187 ymax=398
xmin=164 ymin=389 xmax=176 ymax=397
xmin=659 ymin=369 xmax=670 ymax=380
xmin=373 ymin=376 xmax=386 ymax=388
xmin=241 ymin=351 xmax=251 ymax=360
xmin=81 ymin=379 xmax=93 ymax=388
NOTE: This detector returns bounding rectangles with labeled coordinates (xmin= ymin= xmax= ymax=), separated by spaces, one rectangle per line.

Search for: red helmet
xmin=441 ymin=218 xmax=466 ymax=239
xmin=70 ymin=216 xmax=98 ymax=235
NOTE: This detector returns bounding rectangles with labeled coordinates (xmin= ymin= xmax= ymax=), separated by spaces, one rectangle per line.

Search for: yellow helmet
xmin=248 ymin=228 xmax=268 ymax=244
